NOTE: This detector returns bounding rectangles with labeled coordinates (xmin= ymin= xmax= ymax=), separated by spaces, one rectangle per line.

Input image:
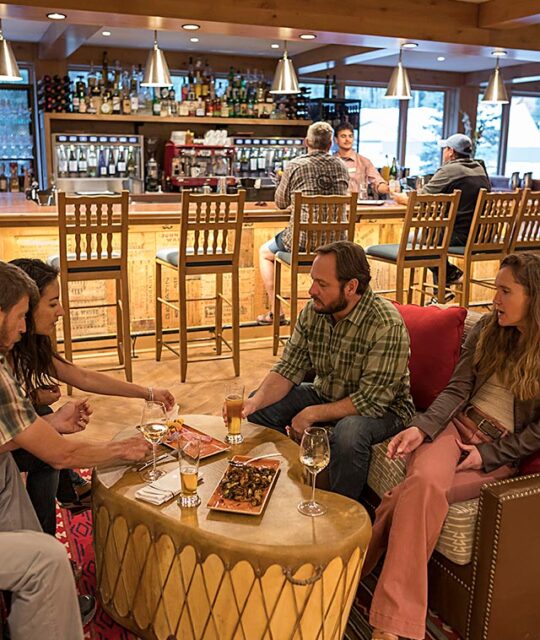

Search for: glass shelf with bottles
xmin=52 ymin=134 xmax=144 ymax=184
xmin=164 ymin=141 xmax=236 ymax=189
xmin=233 ymin=137 xmax=305 ymax=180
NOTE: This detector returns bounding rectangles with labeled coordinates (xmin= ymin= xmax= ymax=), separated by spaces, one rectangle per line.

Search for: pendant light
xmin=141 ymin=30 xmax=172 ymax=87
xmin=0 ymin=20 xmax=22 ymax=82
xmin=270 ymin=42 xmax=300 ymax=95
xmin=482 ymin=51 xmax=509 ymax=104
xmin=384 ymin=46 xmax=411 ymax=100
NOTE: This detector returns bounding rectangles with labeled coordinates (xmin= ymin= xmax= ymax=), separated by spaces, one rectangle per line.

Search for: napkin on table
xmin=135 ymin=467 xmax=202 ymax=506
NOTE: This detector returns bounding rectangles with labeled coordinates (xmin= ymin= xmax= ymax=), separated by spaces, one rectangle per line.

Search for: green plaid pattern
xmin=275 ymin=151 xmax=350 ymax=251
xmin=272 ymin=288 xmax=415 ymax=423
xmin=0 ymin=355 xmax=36 ymax=445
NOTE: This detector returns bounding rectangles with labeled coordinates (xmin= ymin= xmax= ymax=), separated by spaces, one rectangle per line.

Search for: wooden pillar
xmin=457 ymin=86 xmax=480 ymax=136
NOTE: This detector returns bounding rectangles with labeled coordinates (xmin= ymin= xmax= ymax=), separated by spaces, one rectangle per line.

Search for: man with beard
xmin=243 ymin=241 xmax=414 ymax=500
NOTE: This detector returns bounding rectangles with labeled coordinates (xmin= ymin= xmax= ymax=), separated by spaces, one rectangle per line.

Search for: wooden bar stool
xmin=508 ymin=188 xmax=540 ymax=254
xmin=272 ymin=191 xmax=357 ymax=355
xmin=365 ymin=190 xmax=461 ymax=305
xmin=54 ymin=191 xmax=132 ymax=392
xmin=155 ymin=190 xmax=245 ymax=382
xmin=448 ymin=189 xmax=522 ymax=307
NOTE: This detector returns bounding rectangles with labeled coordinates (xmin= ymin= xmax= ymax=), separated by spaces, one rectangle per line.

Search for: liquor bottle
xmin=116 ymin=147 xmax=126 ymax=177
xmin=381 ymin=155 xmax=391 ymax=182
xmin=168 ymin=88 xmax=177 ymax=116
xmin=78 ymin=148 xmax=88 ymax=176
xmin=0 ymin=164 xmax=7 ymax=192
xmin=98 ymin=147 xmax=108 ymax=177
xmin=389 ymin=157 xmax=398 ymax=180
xmin=87 ymin=145 xmax=98 ymax=177
xmin=108 ymin=149 xmax=117 ymax=176
xmin=102 ymin=51 xmax=109 ymax=90
xmin=112 ymin=85 xmax=121 ymax=114
xmin=100 ymin=96 xmax=112 ymax=114
xmin=57 ymin=145 xmax=68 ymax=178
xmin=68 ymin=146 xmax=78 ymax=177
xmin=152 ymin=91 xmax=161 ymax=116
xmin=129 ymin=74 xmax=139 ymax=113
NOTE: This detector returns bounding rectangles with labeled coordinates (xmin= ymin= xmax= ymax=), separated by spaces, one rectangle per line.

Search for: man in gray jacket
xmin=392 ymin=133 xmax=490 ymax=297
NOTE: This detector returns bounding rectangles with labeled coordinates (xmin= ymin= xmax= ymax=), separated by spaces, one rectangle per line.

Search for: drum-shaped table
xmin=93 ymin=415 xmax=371 ymax=640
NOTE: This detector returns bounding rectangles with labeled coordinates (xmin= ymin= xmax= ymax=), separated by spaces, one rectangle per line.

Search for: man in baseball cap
xmin=389 ymin=132 xmax=490 ymax=301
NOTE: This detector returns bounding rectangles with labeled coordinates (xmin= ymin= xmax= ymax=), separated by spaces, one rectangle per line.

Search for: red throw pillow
xmin=393 ymin=303 xmax=468 ymax=411
xmin=519 ymin=452 xmax=540 ymax=476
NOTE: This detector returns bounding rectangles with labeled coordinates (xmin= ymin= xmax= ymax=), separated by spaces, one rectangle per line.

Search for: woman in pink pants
xmin=364 ymin=252 xmax=540 ymax=640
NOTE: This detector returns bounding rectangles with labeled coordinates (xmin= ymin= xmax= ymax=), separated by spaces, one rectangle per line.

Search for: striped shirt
xmin=275 ymin=151 xmax=349 ymax=251
xmin=272 ymin=287 xmax=415 ymax=423
xmin=0 ymin=354 xmax=36 ymax=446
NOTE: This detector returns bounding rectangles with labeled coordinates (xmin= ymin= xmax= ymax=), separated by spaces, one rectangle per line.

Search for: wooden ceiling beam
xmin=39 ymin=23 xmax=103 ymax=59
xmin=465 ymin=61 xmax=540 ymax=85
xmin=478 ymin=0 xmax=540 ymax=30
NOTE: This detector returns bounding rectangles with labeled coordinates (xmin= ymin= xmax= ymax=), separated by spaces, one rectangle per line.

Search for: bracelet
xmin=147 ymin=387 xmax=154 ymax=401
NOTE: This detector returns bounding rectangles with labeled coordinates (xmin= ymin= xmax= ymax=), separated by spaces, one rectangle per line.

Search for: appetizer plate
xmin=207 ymin=455 xmax=281 ymax=516
xmin=163 ymin=420 xmax=230 ymax=459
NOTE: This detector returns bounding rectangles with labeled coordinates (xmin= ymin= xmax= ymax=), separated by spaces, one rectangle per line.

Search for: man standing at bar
xmin=391 ymin=133 xmax=491 ymax=299
xmin=334 ymin=123 xmax=390 ymax=198
xmin=257 ymin=121 xmax=349 ymax=325
xmin=244 ymin=241 xmax=414 ymax=500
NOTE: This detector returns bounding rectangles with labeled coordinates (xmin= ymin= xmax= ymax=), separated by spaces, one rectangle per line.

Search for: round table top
xmin=94 ymin=414 xmax=371 ymax=569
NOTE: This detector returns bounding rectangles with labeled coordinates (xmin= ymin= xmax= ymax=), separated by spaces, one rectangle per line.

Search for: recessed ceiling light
xmin=402 ymin=42 xmax=418 ymax=49
xmin=270 ymin=43 xmax=280 ymax=49
xmin=182 ymin=24 xmax=200 ymax=31
xmin=491 ymin=49 xmax=508 ymax=57
xmin=189 ymin=37 xmax=199 ymax=43
xmin=102 ymin=30 xmax=111 ymax=37
xmin=437 ymin=56 xmax=446 ymax=62
xmin=299 ymin=33 xmax=317 ymax=40
xmin=47 ymin=12 xmax=66 ymax=20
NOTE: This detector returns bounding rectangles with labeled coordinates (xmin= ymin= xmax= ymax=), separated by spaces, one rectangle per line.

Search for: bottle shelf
xmin=44 ymin=113 xmax=311 ymax=127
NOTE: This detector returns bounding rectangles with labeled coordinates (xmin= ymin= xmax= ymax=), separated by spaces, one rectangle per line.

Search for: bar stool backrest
xmin=398 ymin=190 xmax=461 ymax=262
xmin=57 ymin=190 xmax=129 ymax=275
xmin=509 ymin=188 xmax=540 ymax=253
xmin=178 ymin=190 xmax=246 ymax=268
xmin=290 ymin=192 xmax=358 ymax=262
xmin=464 ymin=189 xmax=522 ymax=257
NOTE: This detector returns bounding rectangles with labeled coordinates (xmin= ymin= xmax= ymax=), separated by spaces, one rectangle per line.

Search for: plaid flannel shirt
xmin=274 ymin=151 xmax=350 ymax=251
xmin=272 ymin=288 xmax=415 ymax=424
xmin=0 ymin=354 xmax=36 ymax=446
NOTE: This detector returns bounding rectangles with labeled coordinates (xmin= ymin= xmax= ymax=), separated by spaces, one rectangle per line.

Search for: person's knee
xmin=259 ymin=243 xmax=275 ymax=261
xmin=332 ymin=415 xmax=372 ymax=453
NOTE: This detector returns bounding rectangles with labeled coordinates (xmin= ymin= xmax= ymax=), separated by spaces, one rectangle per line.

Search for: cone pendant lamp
xmin=482 ymin=57 xmax=509 ymax=104
xmin=270 ymin=42 xmax=300 ymax=95
xmin=0 ymin=20 xmax=22 ymax=82
xmin=384 ymin=47 xmax=411 ymax=100
xmin=141 ymin=30 xmax=172 ymax=87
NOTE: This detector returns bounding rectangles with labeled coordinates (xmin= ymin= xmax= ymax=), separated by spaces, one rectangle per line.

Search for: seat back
xmin=509 ymin=188 xmax=540 ymax=253
xmin=464 ymin=189 xmax=521 ymax=259
xmin=57 ymin=190 xmax=129 ymax=276
xmin=290 ymin=191 xmax=358 ymax=266
xmin=178 ymin=190 xmax=246 ymax=270
xmin=397 ymin=190 xmax=461 ymax=263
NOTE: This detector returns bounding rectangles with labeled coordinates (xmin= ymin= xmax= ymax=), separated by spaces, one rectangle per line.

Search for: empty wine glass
xmin=298 ymin=427 xmax=330 ymax=517
xmin=139 ymin=401 xmax=168 ymax=482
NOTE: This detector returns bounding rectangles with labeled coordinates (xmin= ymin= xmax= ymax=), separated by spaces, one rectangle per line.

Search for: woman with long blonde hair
xmin=363 ymin=252 xmax=540 ymax=640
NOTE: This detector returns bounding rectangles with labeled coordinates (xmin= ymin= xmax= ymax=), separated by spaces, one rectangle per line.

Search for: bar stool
xmin=272 ymin=191 xmax=357 ymax=355
xmin=508 ymin=188 xmax=540 ymax=253
xmin=155 ymin=190 xmax=245 ymax=382
xmin=53 ymin=191 xmax=132 ymax=393
xmin=448 ymin=189 xmax=522 ymax=307
xmin=365 ymin=190 xmax=461 ymax=305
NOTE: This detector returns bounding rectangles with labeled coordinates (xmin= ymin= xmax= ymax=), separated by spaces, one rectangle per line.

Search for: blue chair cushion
xmin=156 ymin=247 xmax=230 ymax=267
xmin=448 ymin=245 xmax=504 ymax=256
xmin=47 ymin=252 xmax=121 ymax=273
xmin=366 ymin=244 xmax=440 ymax=262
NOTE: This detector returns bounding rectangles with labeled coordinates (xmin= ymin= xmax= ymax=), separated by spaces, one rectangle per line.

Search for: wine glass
xmin=139 ymin=401 xmax=168 ymax=482
xmin=297 ymin=427 xmax=330 ymax=517
xmin=178 ymin=436 xmax=201 ymax=508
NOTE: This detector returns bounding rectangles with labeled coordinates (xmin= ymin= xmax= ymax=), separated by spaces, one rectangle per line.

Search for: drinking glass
xmin=298 ymin=427 xmax=330 ymax=517
xmin=225 ymin=383 xmax=244 ymax=445
xmin=389 ymin=179 xmax=401 ymax=194
xmin=139 ymin=400 xmax=168 ymax=482
xmin=177 ymin=437 xmax=201 ymax=508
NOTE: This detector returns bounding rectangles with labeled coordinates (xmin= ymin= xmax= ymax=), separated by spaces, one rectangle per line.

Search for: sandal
xmin=256 ymin=311 xmax=286 ymax=325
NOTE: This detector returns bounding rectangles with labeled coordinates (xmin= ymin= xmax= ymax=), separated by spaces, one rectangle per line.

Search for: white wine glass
xmin=140 ymin=400 xmax=168 ymax=483
xmin=298 ymin=426 xmax=330 ymax=517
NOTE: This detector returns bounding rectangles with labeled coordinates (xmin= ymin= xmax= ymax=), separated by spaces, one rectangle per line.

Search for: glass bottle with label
xmin=116 ymin=147 xmax=126 ymax=177
xmin=126 ymin=147 xmax=136 ymax=177
xmin=87 ymin=145 xmax=98 ymax=177
xmin=68 ymin=146 xmax=78 ymax=177
xmin=152 ymin=91 xmax=161 ymax=116
xmin=0 ymin=164 xmax=8 ymax=192
xmin=108 ymin=149 xmax=117 ymax=176
xmin=78 ymin=148 xmax=88 ymax=176
xmin=101 ymin=97 xmax=112 ymax=114
xmin=98 ymin=147 xmax=108 ymax=177
xmin=57 ymin=145 xmax=68 ymax=178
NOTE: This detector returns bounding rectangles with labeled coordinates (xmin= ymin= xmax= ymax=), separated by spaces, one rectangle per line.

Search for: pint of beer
xmin=225 ymin=384 xmax=245 ymax=444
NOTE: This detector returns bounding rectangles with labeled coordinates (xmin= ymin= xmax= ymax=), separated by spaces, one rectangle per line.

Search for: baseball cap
xmin=438 ymin=133 xmax=473 ymax=156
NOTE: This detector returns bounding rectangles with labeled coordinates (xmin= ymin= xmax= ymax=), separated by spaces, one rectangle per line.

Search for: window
xmin=405 ymin=90 xmax=445 ymax=175
xmin=0 ymin=67 xmax=30 ymax=84
xmin=299 ymin=82 xmax=325 ymax=100
xmin=474 ymin=99 xmax=503 ymax=175
xmin=344 ymin=85 xmax=399 ymax=167
xmin=505 ymin=95 xmax=540 ymax=177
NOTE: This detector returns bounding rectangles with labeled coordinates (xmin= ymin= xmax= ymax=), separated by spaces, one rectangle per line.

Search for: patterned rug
xmin=59 ymin=491 xmax=461 ymax=640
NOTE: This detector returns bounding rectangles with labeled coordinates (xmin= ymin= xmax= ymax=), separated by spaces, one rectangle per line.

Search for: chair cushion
xmin=368 ymin=441 xmax=479 ymax=565
xmin=366 ymin=244 xmax=439 ymax=261
xmin=48 ymin=252 xmax=121 ymax=272
xmin=275 ymin=251 xmax=313 ymax=267
xmin=394 ymin=303 xmax=467 ymax=411
xmin=156 ymin=247 xmax=229 ymax=267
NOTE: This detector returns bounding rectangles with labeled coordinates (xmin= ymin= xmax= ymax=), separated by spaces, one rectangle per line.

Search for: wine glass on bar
xmin=139 ymin=400 xmax=168 ymax=483
xmin=298 ymin=427 xmax=330 ymax=517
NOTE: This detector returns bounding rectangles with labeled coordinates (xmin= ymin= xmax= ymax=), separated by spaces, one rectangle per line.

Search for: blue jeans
xmin=247 ymin=383 xmax=404 ymax=500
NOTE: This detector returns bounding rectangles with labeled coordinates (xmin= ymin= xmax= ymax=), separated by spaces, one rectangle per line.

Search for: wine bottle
xmin=68 ymin=146 xmax=78 ymax=177
xmin=87 ymin=145 xmax=98 ymax=177
xmin=117 ymin=147 xmax=126 ymax=177
xmin=78 ymin=148 xmax=88 ymax=176
xmin=98 ymin=147 xmax=108 ymax=177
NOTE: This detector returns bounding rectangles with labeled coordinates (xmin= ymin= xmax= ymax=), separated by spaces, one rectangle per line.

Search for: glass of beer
xmin=178 ymin=436 xmax=201 ymax=508
xmin=225 ymin=383 xmax=244 ymax=445
xmin=140 ymin=401 xmax=169 ymax=482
